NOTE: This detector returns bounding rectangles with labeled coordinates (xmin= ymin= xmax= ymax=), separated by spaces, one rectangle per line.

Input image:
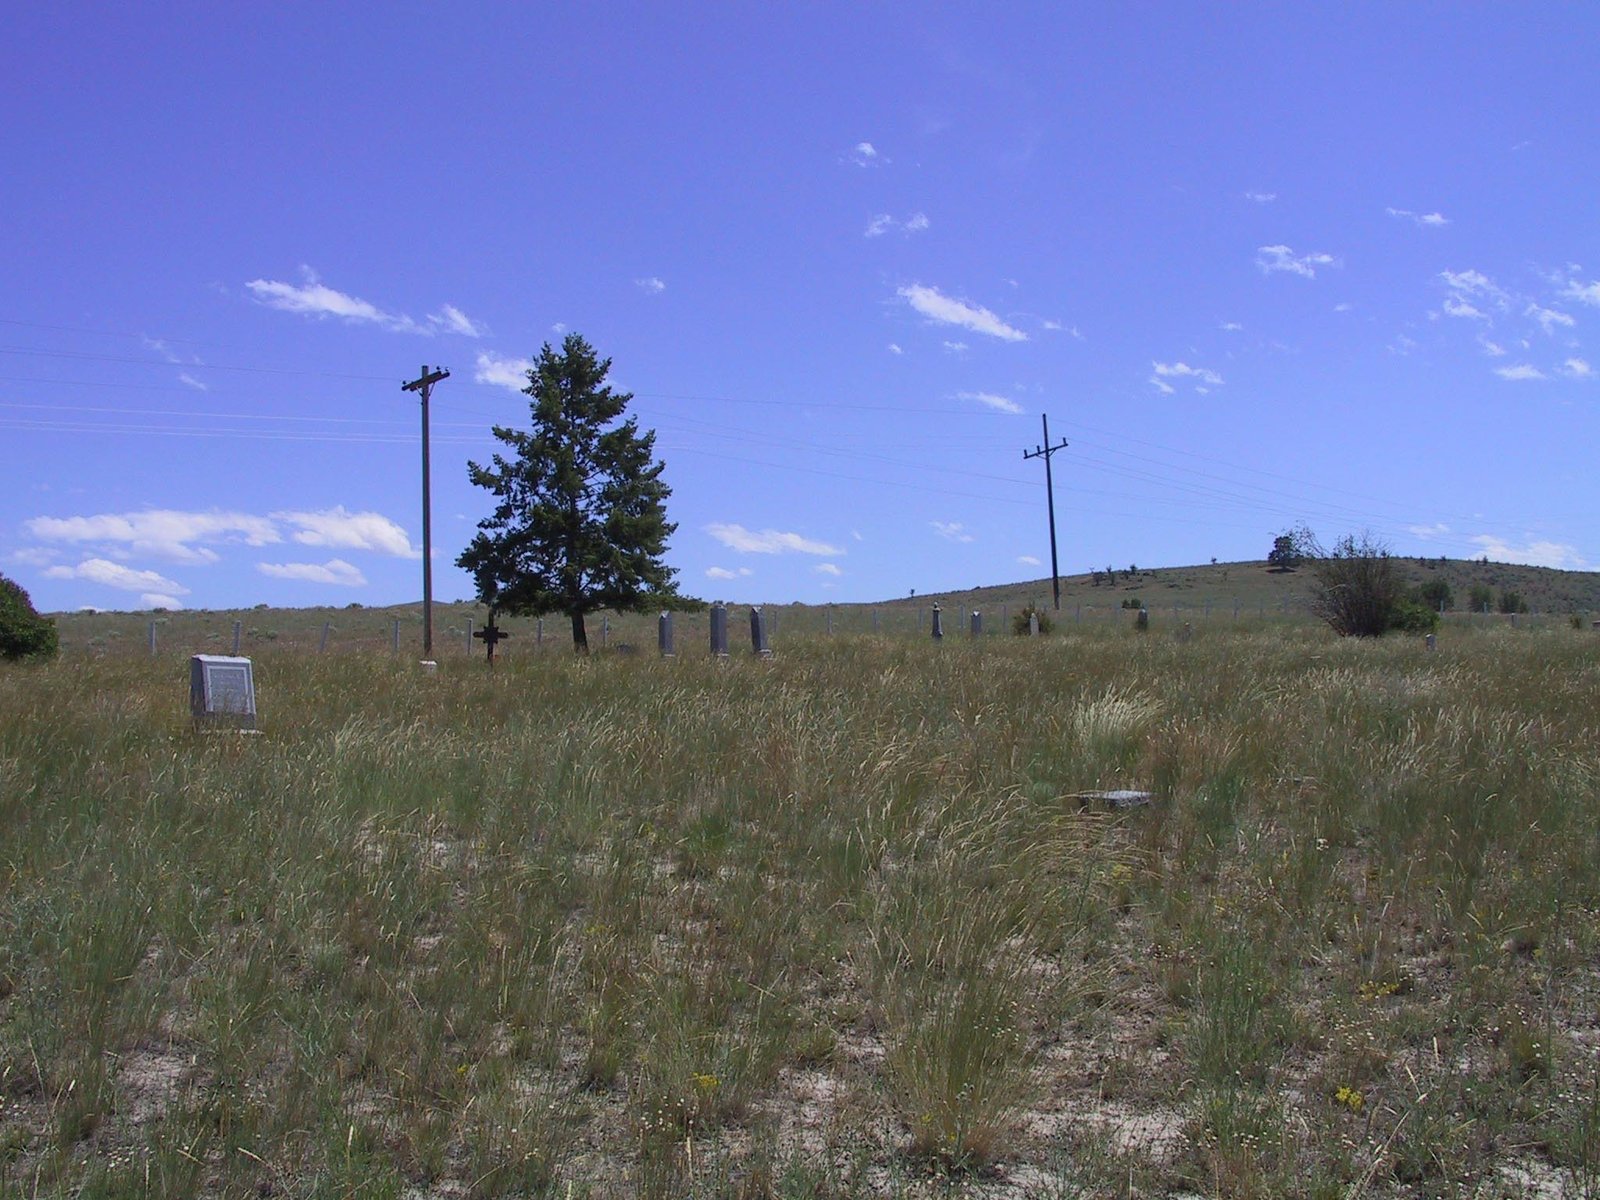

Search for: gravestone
xmin=1135 ymin=607 xmax=1149 ymax=632
xmin=970 ymin=610 xmax=981 ymax=637
xmin=320 ymin=622 xmax=332 ymax=653
xmin=231 ymin=620 xmax=242 ymax=655
xmin=750 ymin=607 xmax=771 ymax=657
xmin=1176 ymin=621 xmax=1193 ymax=643
xmin=930 ymin=603 xmax=943 ymax=640
xmin=190 ymin=654 xmax=257 ymax=731
xmin=464 ymin=618 xmax=473 ymax=653
xmin=1425 ymin=633 xmax=1437 ymax=652
xmin=1029 ymin=612 xmax=1039 ymax=637
xmin=473 ymin=615 xmax=509 ymax=666
xmin=658 ymin=611 xmax=675 ymax=657
xmin=710 ymin=604 xmax=729 ymax=657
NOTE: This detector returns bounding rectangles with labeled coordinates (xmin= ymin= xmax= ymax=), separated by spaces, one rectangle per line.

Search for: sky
xmin=4 ymin=5 xmax=1599 ymax=613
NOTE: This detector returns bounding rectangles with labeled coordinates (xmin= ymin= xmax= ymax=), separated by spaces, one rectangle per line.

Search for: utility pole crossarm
xmin=1022 ymin=413 xmax=1069 ymax=611
xmin=402 ymin=365 xmax=450 ymax=658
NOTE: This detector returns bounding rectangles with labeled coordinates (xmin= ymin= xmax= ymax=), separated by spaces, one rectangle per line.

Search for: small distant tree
xmin=457 ymin=334 xmax=685 ymax=652
xmin=1267 ymin=523 xmax=1315 ymax=572
xmin=1497 ymin=590 xmax=1529 ymax=615
xmin=1416 ymin=578 xmax=1454 ymax=613
xmin=1468 ymin=583 xmax=1494 ymax=613
xmin=0 ymin=573 xmax=59 ymax=661
xmin=1308 ymin=532 xmax=1437 ymax=637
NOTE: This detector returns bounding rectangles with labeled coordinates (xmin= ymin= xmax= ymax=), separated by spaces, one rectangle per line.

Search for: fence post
xmin=232 ymin=620 xmax=242 ymax=655
xmin=320 ymin=622 xmax=331 ymax=653
xmin=465 ymin=618 xmax=473 ymax=654
xmin=658 ymin=611 xmax=675 ymax=657
xmin=536 ymin=617 xmax=543 ymax=647
xmin=392 ymin=619 xmax=401 ymax=652
xmin=148 ymin=621 xmax=157 ymax=656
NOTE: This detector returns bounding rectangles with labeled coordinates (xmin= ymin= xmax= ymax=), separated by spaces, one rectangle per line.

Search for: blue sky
xmin=5 ymin=5 xmax=1598 ymax=613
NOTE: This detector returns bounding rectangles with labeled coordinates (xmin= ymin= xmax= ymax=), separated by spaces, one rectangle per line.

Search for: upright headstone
xmin=320 ymin=622 xmax=331 ymax=653
xmin=930 ymin=603 xmax=943 ymax=640
xmin=710 ymin=604 xmax=729 ymax=657
xmin=231 ymin=620 xmax=242 ymax=655
xmin=658 ymin=611 xmax=675 ymax=657
xmin=1425 ymin=633 xmax=1437 ymax=652
xmin=148 ymin=621 xmax=157 ymax=656
xmin=970 ymin=610 xmax=981 ymax=638
xmin=1136 ymin=607 xmax=1149 ymax=632
xmin=1029 ymin=612 xmax=1039 ymax=637
xmin=750 ymin=606 xmax=771 ymax=657
xmin=190 ymin=654 xmax=257 ymax=731
xmin=1177 ymin=621 xmax=1193 ymax=643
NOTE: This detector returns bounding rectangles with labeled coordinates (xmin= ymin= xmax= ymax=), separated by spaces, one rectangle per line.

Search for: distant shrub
xmin=1011 ymin=605 xmax=1054 ymax=635
xmin=1120 ymin=597 xmax=1142 ymax=610
xmin=0 ymin=573 xmax=59 ymax=662
xmin=1468 ymin=583 xmax=1493 ymax=613
xmin=1415 ymin=578 xmax=1453 ymax=612
xmin=1497 ymin=590 xmax=1529 ymax=615
xmin=1309 ymin=533 xmax=1436 ymax=637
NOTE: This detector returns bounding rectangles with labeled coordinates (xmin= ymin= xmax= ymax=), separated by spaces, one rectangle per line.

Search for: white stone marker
xmin=190 ymin=654 xmax=257 ymax=731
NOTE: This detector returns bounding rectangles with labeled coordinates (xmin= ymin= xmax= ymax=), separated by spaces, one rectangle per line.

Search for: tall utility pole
xmin=401 ymin=365 xmax=450 ymax=657
xmin=1022 ymin=413 xmax=1069 ymax=610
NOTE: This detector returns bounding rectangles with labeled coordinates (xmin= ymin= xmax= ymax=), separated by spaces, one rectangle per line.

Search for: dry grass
xmin=2 ymin=619 xmax=1599 ymax=1197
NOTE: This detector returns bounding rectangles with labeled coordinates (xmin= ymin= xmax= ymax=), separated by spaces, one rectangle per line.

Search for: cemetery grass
xmin=2 ymin=623 xmax=1599 ymax=1197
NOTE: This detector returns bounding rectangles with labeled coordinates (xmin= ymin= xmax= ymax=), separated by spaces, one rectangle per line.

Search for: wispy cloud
xmin=846 ymin=141 xmax=882 ymax=167
xmin=271 ymin=507 xmax=419 ymax=558
xmin=44 ymin=557 xmax=189 ymax=595
xmin=898 ymin=283 xmax=1028 ymax=342
xmin=26 ymin=509 xmax=279 ymax=564
xmin=1559 ymin=273 xmax=1600 ymax=307
xmin=635 ymin=277 xmax=666 ymax=294
xmin=1471 ymin=535 xmax=1585 ymax=569
xmin=1017 ymin=554 xmax=1041 ymax=566
xmin=931 ymin=521 xmax=975 ymax=543
xmin=955 ymin=390 xmax=1023 ymax=414
xmin=1220 ymin=321 xmax=1244 ymax=332
xmin=1244 ymin=191 xmax=1277 ymax=204
xmin=1443 ymin=296 xmax=1489 ymax=321
xmin=886 ymin=342 xmax=904 ymax=355
xmin=865 ymin=212 xmax=930 ymax=237
xmin=1562 ymin=357 xmax=1594 ymax=379
xmin=246 ymin=267 xmax=484 ymax=336
xmin=706 ymin=524 xmax=843 ymax=556
xmin=815 ymin=563 xmax=843 ymax=576
xmin=1408 ymin=523 xmax=1451 ymax=540
xmin=705 ymin=566 xmax=754 ymax=580
xmin=1479 ymin=336 xmax=1507 ymax=357
xmin=256 ymin=558 xmax=367 ymax=586
xmin=1526 ymin=302 xmax=1575 ymax=335
xmin=1495 ymin=363 xmax=1547 ymax=381
xmin=942 ymin=341 xmax=968 ymax=354
xmin=1256 ymin=245 xmax=1339 ymax=279
xmin=1440 ymin=269 xmax=1509 ymax=308
xmin=176 ymin=371 xmax=208 ymax=392
xmin=1386 ymin=207 xmax=1450 ymax=227
xmin=474 ymin=351 xmax=533 ymax=391
xmin=1150 ymin=361 xmax=1223 ymax=394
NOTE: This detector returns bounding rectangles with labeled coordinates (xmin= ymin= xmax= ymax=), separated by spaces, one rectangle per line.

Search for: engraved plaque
xmin=191 ymin=654 xmax=257 ymax=730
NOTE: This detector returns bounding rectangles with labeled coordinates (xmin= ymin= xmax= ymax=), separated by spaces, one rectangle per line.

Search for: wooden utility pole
xmin=1023 ymin=413 xmax=1070 ymax=610
xmin=401 ymin=365 xmax=450 ymax=656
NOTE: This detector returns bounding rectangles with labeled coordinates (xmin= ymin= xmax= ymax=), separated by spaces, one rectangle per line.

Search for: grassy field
xmin=3 ymin=610 xmax=1600 ymax=1196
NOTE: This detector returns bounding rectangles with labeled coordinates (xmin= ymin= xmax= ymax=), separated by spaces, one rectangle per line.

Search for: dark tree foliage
xmin=457 ymin=334 xmax=682 ymax=652
xmin=1309 ymin=532 xmax=1437 ymax=637
xmin=1267 ymin=523 xmax=1315 ymax=572
xmin=1416 ymin=578 xmax=1454 ymax=612
xmin=0 ymin=573 xmax=59 ymax=661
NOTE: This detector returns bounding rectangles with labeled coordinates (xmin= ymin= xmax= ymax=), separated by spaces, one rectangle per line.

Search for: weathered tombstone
xmin=970 ymin=610 xmax=981 ymax=638
xmin=1028 ymin=612 xmax=1039 ymax=637
xmin=1425 ymin=633 xmax=1437 ymax=652
xmin=320 ymin=622 xmax=331 ymax=653
xmin=231 ymin=620 xmax=242 ymax=655
xmin=1136 ymin=607 xmax=1149 ymax=632
xmin=930 ymin=603 xmax=943 ymax=640
xmin=190 ymin=654 xmax=257 ymax=731
xmin=420 ymin=660 xmax=437 ymax=674
xmin=1177 ymin=621 xmax=1193 ymax=643
xmin=750 ymin=606 xmax=772 ymax=657
xmin=658 ymin=611 xmax=675 ymax=657
xmin=473 ymin=614 xmax=510 ymax=666
xmin=148 ymin=621 xmax=157 ymax=656
xmin=1510 ymin=613 xmax=1519 ymax=628
xmin=709 ymin=603 xmax=729 ymax=657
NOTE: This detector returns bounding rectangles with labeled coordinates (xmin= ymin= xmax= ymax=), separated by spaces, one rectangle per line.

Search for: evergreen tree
xmin=0 ymin=572 xmax=59 ymax=661
xmin=457 ymin=334 xmax=680 ymax=652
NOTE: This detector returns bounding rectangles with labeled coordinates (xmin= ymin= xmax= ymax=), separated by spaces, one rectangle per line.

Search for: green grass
xmin=3 ymin=614 xmax=1600 ymax=1196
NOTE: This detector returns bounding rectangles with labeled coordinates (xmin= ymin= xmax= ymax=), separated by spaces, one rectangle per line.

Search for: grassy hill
xmin=47 ymin=557 xmax=1600 ymax=658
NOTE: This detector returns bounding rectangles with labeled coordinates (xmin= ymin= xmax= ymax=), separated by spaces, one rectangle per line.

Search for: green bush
xmin=1309 ymin=533 xmax=1436 ymax=637
xmin=1468 ymin=583 xmax=1493 ymax=613
xmin=0 ymin=573 xmax=59 ymax=662
xmin=1415 ymin=578 xmax=1453 ymax=612
xmin=1497 ymin=590 xmax=1529 ymax=615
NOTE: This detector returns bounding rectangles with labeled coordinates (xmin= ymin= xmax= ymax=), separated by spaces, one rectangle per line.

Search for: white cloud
xmin=1562 ymin=357 xmax=1594 ymax=379
xmin=815 ymin=563 xmax=843 ymax=576
xmin=904 ymin=212 xmax=930 ymax=233
xmin=1440 ymin=269 xmax=1509 ymax=307
xmin=955 ymin=390 xmax=1023 ymax=414
xmin=635 ymin=277 xmax=666 ymax=294
xmin=1256 ymin=245 xmax=1339 ymax=278
xmin=1495 ymin=364 xmax=1547 ymax=381
xmin=257 ymin=558 xmax=367 ymax=586
xmin=1408 ymin=523 xmax=1451 ymax=539
xmin=1017 ymin=554 xmax=1041 ymax=566
xmin=1470 ymin=535 xmax=1586 ymax=569
xmin=706 ymin=524 xmax=843 ymax=556
xmin=1559 ymin=274 xmax=1600 ymax=306
xmin=942 ymin=341 xmax=968 ymax=354
xmin=474 ymin=351 xmax=533 ymax=391
xmin=44 ymin=558 xmax=188 ymax=595
xmin=1220 ymin=321 xmax=1244 ymax=332
xmin=864 ymin=211 xmax=928 ymax=238
xmin=139 ymin=593 xmax=184 ymax=610
xmin=847 ymin=141 xmax=881 ymax=167
xmin=1526 ymin=303 xmax=1575 ymax=335
xmin=7 ymin=547 xmax=57 ymax=567
xmin=886 ymin=342 xmax=903 ymax=355
xmin=1443 ymin=296 xmax=1489 ymax=321
xmin=865 ymin=214 xmax=893 ymax=238
xmin=177 ymin=371 xmax=208 ymax=392
xmin=1479 ymin=336 xmax=1507 ymax=357
xmin=898 ymin=283 xmax=1028 ymax=342
xmin=429 ymin=304 xmax=487 ymax=337
xmin=931 ymin=521 xmax=975 ymax=543
xmin=1151 ymin=361 xmax=1223 ymax=393
xmin=706 ymin=566 xmax=738 ymax=580
xmin=1387 ymin=207 xmax=1450 ymax=227
xmin=1244 ymin=191 xmax=1277 ymax=203
xmin=26 ymin=509 xmax=279 ymax=564
xmin=273 ymin=507 xmax=418 ymax=558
